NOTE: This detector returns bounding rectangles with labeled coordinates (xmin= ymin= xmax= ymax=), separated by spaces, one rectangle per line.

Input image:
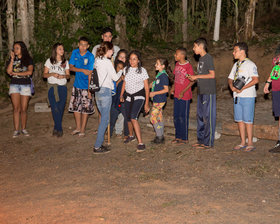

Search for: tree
xmin=213 ymin=0 xmax=222 ymax=42
xmin=232 ymin=0 xmax=239 ymax=41
xmin=27 ymin=0 xmax=35 ymax=45
xmin=6 ymin=0 xmax=14 ymax=51
xmin=182 ymin=0 xmax=188 ymax=47
xmin=136 ymin=0 xmax=151 ymax=42
xmin=115 ymin=0 xmax=129 ymax=49
xmin=244 ymin=0 xmax=257 ymax=41
xmin=17 ymin=0 xmax=30 ymax=47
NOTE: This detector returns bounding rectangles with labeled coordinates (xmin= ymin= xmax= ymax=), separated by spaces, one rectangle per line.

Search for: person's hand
xmin=10 ymin=51 xmax=15 ymax=60
xmin=188 ymin=75 xmax=197 ymax=81
xmin=52 ymin=73 xmax=59 ymax=78
xmin=88 ymin=91 xmax=92 ymax=99
xmin=120 ymin=95 xmax=124 ymax=103
xmin=58 ymin=75 xmax=65 ymax=79
xmin=144 ymin=104 xmax=150 ymax=114
xmin=150 ymin=92 xmax=156 ymax=98
xmin=178 ymin=91 xmax=184 ymax=100
xmin=149 ymin=82 xmax=153 ymax=88
xmin=264 ymin=83 xmax=270 ymax=94
xmin=231 ymin=86 xmax=239 ymax=93
xmin=83 ymin=69 xmax=92 ymax=76
xmin=170 ymin=87 xmax=174 ymax=95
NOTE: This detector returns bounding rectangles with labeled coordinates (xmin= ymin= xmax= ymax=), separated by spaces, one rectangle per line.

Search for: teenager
xmin=228 ymin=42 xmax=259 ymax=152
xmin=68 ymin=37 xmax=95 ymax=137
xmin=120 ymin=50 xmax=150 ymax=152
xmin=93 ymin=42 xmax=122 ymax=153
xmin=92 ymin=27 xmax=120 ymax=60
xmin=189 ymin=38 xmax=216 ymax=149
xmin=6 ymin=41 xmax=34 ymax=138
xmin=43 ymin=43 xmax=70 ymax=137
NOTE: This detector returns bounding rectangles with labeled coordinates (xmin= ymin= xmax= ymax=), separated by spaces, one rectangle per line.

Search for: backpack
xmin=89 ymin=69 xmax=100 ymax=93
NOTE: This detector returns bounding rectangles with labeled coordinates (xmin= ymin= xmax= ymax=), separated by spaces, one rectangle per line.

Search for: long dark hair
xmin=115 ymin=49 xmax=128 ymax=67
xmin=96 ymin=41 xmax=113 ymax=59
xmin=126 ymin=50 xmax=142 ymax=74
xmin=13 ymin=41 xmax=32 ymax=67
xmin=157 ymin=58 xmax=174 ymax=84
xmin=50 ymin=43 xmax=66 ymax=65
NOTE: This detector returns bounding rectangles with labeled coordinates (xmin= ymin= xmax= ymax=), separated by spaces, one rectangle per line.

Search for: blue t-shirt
xmin=69 ymin=49 xmax=94 ymax=89
xmin=153 ymin=73 xmax=169 ymax=103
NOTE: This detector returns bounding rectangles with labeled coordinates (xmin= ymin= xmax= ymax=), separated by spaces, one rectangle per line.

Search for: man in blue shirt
xmin=68 ymin=37 xmax=95 ymax=137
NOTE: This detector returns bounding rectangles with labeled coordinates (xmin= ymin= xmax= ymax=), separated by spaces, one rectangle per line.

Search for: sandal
xmin=244 ymin=145 xmax=256 ymax=152
xmin=176 ymin=139 xmax=188 ymax=145
xmin=233 ymin=145 xmax=247 ymax=150
xmin=192 ymin=143 xmax=202 ymax=147
xmin=71 ymin=130 xmax=80 ymax=135
xmin=196 ymin=145 xmax=212 ymax=150
xmin=171 ymin=139 xmax=180 ymax=144
xmin=78 ymin=132 xmax=85 ymax=137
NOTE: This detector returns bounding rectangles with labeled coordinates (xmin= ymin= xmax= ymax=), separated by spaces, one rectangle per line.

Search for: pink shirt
xmin=173 ymin=62 xmax=194 ymax=101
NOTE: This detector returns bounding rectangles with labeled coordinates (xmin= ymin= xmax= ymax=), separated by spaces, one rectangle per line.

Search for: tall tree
xmin=17 ymin=0 xmax=30 ymax=47
xmin=115 ymin=0 xmax=129 ymax=49
xmin=0 ymin=10 xmax=2 ymax=60
xmin=244 ymin=0 xmax=257 ymax=41
xmin=182 ymin=0 xmax=188 ymax=48
xmin=27 ymin=0 xmax=35 ymax=45
xmin=6 ymin=0 xmax=14 ymax=50
xmin=213 ymin=0 xmax=222 ymax=41
xmin=136 ymin=0 xmax=151 ymax=42
xmin=232 ymin=0 xmax=239 ymax=41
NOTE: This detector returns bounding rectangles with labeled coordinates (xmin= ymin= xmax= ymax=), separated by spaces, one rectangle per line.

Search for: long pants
xmin=197 ymin=94 xmax=216 ymax=147
xmin=110 ymin=103 xmax=129 ymax=137
xmin=173 ymin=98 xmax=190 ymax=141
xmin=48 ymin=85 xmax=67 ymax=132
xmin=95 ymin=87 xmax=112 ymax=148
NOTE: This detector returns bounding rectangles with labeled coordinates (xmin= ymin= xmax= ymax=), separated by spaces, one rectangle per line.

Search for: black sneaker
xmin=151 ymin=136 xmax=165 ymax=144
xmin=93 ymin=145 xmax=111 ymax=154
xmin=124 ymin=136 xmax=136 ymax=144
xmin=269 ymin=141 xmax=280 ymax=153
xmin=136 ymin=144 xmax=146 ymax=152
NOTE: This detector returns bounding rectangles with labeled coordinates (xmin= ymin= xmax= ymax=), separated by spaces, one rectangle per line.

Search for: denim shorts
xmin=234 ymin=97 xmax=255 ymax=124
xmin=9 ymin=84 xmax=31 ymax=96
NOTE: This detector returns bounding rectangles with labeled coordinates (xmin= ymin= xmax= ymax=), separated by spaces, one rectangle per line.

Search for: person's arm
xmin=150 ymin=85 xmax=168 ymax=98
xmin=11 ymin=65 xmax=33 ymax=76
xmin=63 ymin=69 xmax=70 ymax=80
xmin=177 ymin=81 xmax=195 ymax=100
xmin=144 ymin=79 xmax=150 ymax=113
xmin=264 ymin=76 xmax=272 ymax=94
xmin=228 ymin=78 xmax=239 ymax=93
xmin=188 ymin=70 xmax=215 ymax=81
xmin=240 ymin=76 xmax=259 ymax=92
xmin=120 ymin=80 xmax=126 ymax=102
xmin=69 ymin=64 xmax=91 ymax=76
xmin=43 ymin=66 xmax=59 ymax=78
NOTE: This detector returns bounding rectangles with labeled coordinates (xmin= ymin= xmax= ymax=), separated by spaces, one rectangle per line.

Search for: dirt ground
xmin=1 ymin=47 xmax=280 ymax=224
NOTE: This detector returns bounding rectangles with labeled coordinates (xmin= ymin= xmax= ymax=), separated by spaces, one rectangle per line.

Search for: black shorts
xmin=272 ymin=91 xmax=280 ymax=117
xmin=125 ymin=96 xmax=145 ymax=121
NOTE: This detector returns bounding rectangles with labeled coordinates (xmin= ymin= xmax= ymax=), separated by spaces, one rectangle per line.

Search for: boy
xmin=171 ymin=48 xmax=195 ymax=145
xmin=189 ymin=38 xmax=216 ymax=149
xmin=92 ymin=27 xmax=120 ymax=60
xmin=228 ymin=42 xmax=259 ymax=152
xmin=68 ymin=37 xmax=95 ymax=137
xmin=263 ymin=46 xmax=280 ymax=153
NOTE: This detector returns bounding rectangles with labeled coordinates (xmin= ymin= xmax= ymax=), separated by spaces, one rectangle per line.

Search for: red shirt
xmin=173 ymin=61 xmax=194 ymax=100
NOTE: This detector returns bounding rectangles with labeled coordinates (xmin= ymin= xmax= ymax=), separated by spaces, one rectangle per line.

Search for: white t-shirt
xmin=92 ymin=44 xmax=120 ymax=60
xmin=124 ymin=67 xmax=149 ymax=94
xmin=94 ymin=57 xmax=121 ymax=90
xmin=44 ymin=59 xmax=69 ymax=85
xmin=228 ymin=59 xmax=258 ymax=98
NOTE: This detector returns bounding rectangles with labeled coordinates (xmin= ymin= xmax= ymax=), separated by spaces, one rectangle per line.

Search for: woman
xmin=6 ymin=41 xmax=34 ymax=138
xmin=43 ymin=43 xmax=70 ymax=137
xmin=93 ymin=41 xmax=121 ymax=154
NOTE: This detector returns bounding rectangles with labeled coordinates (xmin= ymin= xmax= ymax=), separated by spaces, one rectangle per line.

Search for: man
xmin=228 ymin=42 xmax=259 ymax=152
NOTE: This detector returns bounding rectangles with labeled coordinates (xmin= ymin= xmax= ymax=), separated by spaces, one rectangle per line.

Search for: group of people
xmin=6 ymin=27 xmax=280 ymax=154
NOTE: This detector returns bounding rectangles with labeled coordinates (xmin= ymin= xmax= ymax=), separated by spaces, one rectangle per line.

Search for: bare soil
xmin=1 ymin=47 xmax=280 ymax=224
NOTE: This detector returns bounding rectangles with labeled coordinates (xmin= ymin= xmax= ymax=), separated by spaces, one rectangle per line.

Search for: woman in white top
xmin=43 ymin=43 xmax=70 ymax=137
xmin=93 ymin=41 xmax=121 ymax=153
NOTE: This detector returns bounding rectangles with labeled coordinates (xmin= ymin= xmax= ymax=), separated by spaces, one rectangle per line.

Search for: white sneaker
xmin=13 ymin=130 xmax=20 ymax=138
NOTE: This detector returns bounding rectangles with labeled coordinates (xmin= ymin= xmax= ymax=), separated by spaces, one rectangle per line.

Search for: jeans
xmin=197 ymin=94 xmax=216 ymax=147
xmin=173 ymin=98 xmax=190 ymax=140
xmin=48 ymin=85 xmax=67 ymax=131
xmin=94 ymin=87 xmax=112 ymax=148
xmin=110 ymin=103 xmax=129 ymax=137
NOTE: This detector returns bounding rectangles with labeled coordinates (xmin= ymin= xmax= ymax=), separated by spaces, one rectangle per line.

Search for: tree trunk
xmin=232 ymin=0 xmax=239 ymax=41
xmin=272 ymin=0 xmax=277 ymax=11
xmin=182 ymin=0 xmax=188 ymax=48
xmin=192 ymin=0 xmax=195 ymax=16
xmin=115 ymin=0 xmax=129 ymax=49
xmin=136 ymin=0 xmax=151 ymax=42
xmin=17 ymin=0 xmax=30 ymax=47
xmin=27 ymin=0 xmax=35 ymax=45
xmin=6 ymin=0 xmax=14 ymax=50
xmin=0 ymin=12 xmax=3 ymax=60
xmin=244 ymin=0 xmax=257 ymax=41
xmin=213 ymin=0 xmax=222 ymax=41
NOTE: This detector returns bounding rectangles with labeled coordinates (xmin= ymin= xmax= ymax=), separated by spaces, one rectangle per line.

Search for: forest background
xmin=0 ymin=0 xmax=279 ymax=95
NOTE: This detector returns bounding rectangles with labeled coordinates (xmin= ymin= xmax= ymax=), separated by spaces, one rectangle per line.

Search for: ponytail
xmin=96 ymin=41 xmax=113 ymax=59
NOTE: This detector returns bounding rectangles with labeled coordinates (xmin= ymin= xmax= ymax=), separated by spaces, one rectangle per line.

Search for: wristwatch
xmin=265 ymin=81 xmax=271 ymax=84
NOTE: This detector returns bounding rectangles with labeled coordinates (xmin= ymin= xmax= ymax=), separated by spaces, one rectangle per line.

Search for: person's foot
xmin=233 ymin=144 xmax=247 ymax=150
xmin=124 ymin=136 xmax=136 ymax=144
xmin=136 ymin=143 xmax=146 ymax=152
xmin=175 ymin=139 xmax=188 ymax=145
xmin=57 ymin=131 xmax=63 ymax=137
xmin=93 ymin=145 xmax=111 ymax=154
xmin=53 ymin=129 xmax=58 ymax=136
xmin=244 ymin=145 xmax=256 ymax=152
xmin=21 ymin=129 xmax=30 ymax=137
xmin=12 ymin=130 xmax=20 ymax=138
xmin=151 ymin=136 xmax=165 ymax=144
xmin=269 ymin=141 xmax=280 ymax=153
xmin=71 ymin=130 xmax=80 ymax=135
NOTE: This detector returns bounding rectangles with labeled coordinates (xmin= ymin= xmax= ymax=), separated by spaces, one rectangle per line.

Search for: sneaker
xmin=21 ymin=129 xmax=30 ymax=137
xmin=151 ymin=136 xmax=165 ymax=144
xmin=124 ymin=136 xmax=136 ymax=144
xmin=12 ymin=130 xmax=20 ymax=138
xmin=136 ymin=143 xmax=146 ymax=152
xmin=57 ymin=131 xmax=63 ymax=137
xmin=93 ymin=145 xmax=111 ymax=154
xmin=269 ymin=141 xmax=280 ymax=153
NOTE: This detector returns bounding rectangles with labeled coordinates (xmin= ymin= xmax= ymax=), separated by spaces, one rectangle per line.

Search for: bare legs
xmin=129 ymin=119 xmax=142 ymax=144
xmin=11 ymin=93 xmax=30 ymax=131
xmin=74 ymin=112 xmax=89 ymax=133
xmin=237 ymin=122 xmax=253 ymax=146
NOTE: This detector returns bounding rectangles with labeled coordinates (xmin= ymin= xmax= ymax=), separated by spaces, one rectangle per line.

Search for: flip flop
xmin=71 ymin=130 xmax=80 ymax=135
xmin=176 ymin=139 xmax=188 ymax=145
xmin=78 ymin=132 xmax=85 ymax=137
xmin=171 ymin=139 xmax=180 ymax=144
xmin=244 ymin=145 xmax=256 ymax=152
xmin=233 ymin=145 xmax=247 ymax=150
xmin=196 ymin=145 xmax=212 ymax=150
xmin=192 ymin=143 xmax=202 ymax=147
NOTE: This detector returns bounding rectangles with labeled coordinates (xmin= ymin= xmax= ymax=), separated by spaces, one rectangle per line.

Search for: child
xmin=189 ymin=38 xmax=216 ymax=149
xmin=171 ymin=48 xmax=195 ymax=145
xmin=264 ymin=45 xmax=280 ymax=153
xmin=43 ymin=43 xmax=70 ymax=137
xmin=149 ymin=58 xmax=170 ymax=144
xmin=68 ymin=37 xmax=95 ymax=137
xmin=120 ymin=50 xmax=150 ymax=152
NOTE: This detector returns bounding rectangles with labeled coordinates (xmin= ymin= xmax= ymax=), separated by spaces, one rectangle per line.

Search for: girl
xmin=149 ymin=58 xmax=170 ymax=144
xmin=120 ymin=50 xmax=150 ymax=152
xmin=93 ymin=41 xmax=122 ymax=154
xmin=6 ymin=41 xmax=34 ymax=138
xmin=115 ymin=49 xmax=128 ymax=65
xmin=43 ymin=43 xmax=70 ymax=137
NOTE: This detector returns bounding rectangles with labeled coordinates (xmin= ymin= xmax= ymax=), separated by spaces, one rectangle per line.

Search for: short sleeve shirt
xmin=153 ymin=72 xmax=169 ymax=103
xmin=69 ymin=49 xmax=94 ymax=89
xmin=197 ymin=53 xmax=216 ymax=95
xmin=124 ymin=67 xmax=149 ymax=94
xmin=173 ymin=62 xmax=194 ymax=101
xmin=9 ymin=56 xmax=33 ymax=85
xmin=44 ymin=59 xmax=69 ymax=86
xmin=228 ymin=59 xmax=259 ymax=98
xmin=272 ymin=55 xmax=280 ymax=91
